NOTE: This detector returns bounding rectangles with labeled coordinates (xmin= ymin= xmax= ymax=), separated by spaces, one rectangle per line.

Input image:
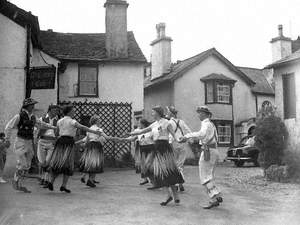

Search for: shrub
xmin=255 ymin=105 xmax=288 ymax=170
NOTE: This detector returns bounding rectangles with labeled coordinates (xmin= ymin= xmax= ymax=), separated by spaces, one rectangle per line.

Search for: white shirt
xmin=83 ymin=125 xmax=106 ymax=145
xmin=138 ymin=132 xmax=154 ymax=146
xmin=39 ymin=114 xmax=56 ymax=137
xmin=168 ymin=117 xmax=191 ymax=143
xmin=150 ymin=118 xmax=171 ymax=141
xmin=57 ymin=116 xmax=77 ymax=137
xmin=185 ymin=118 xmax=218 ymax=145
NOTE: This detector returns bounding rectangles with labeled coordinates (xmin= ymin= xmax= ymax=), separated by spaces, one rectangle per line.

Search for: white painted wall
xmin=59 ymin=62 xmax=144 ymax=113
xmin=31 ymin=49 xmax=60 ymax=117
xmin=0 ymin=14 xmax=26 ymax=131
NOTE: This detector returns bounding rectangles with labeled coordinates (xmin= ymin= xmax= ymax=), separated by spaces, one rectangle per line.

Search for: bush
xmin=255 ymin=105 xmax=288 ymax=170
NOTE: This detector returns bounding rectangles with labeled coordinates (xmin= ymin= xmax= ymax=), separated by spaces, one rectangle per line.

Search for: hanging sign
xmin=29 ymin=66 xmax=56 ymax=89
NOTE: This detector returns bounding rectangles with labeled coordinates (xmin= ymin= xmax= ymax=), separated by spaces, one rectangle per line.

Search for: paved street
xmin=0 ymin=164 xmax=299 ymax=225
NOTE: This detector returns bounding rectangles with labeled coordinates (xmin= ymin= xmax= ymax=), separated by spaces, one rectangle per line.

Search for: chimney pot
xmin=278 ymin=24 xmax=283 ymax=37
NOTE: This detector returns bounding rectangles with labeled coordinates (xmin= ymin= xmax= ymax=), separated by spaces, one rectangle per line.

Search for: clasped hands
xmin=178 ymin=136 xmax=188 ymax=143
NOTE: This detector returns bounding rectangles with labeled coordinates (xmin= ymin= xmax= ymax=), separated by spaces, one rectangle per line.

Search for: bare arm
xmin=117 ymin=136 xmax=138 ymax=142
xmin=4 ymin=114 xmax=20 ymax=140
xmin=36 ymin=119 xmax=56 ymax=130
xmin=130 ymin=127 xmax=152 ymax=136
xmin=74 ymin=122 xmax=102 ymax=136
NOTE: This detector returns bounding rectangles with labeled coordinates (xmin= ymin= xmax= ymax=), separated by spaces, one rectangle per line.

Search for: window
xmin=282 ymin=73 xmax=296 ymax=119
xmin=204 ymin=81 xmax=232 ymax=104
xmin=78 ymin=65 xmax=98 ymax=97
xmin=212 ymin=120 xmax=233 ymax=146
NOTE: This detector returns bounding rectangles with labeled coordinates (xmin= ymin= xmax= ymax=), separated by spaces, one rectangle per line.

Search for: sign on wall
xmin=29 ymin=66 xmax=56 ymax=89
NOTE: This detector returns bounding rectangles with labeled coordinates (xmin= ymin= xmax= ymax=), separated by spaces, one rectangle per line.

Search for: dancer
xmin=5 ymin=98 xmax=57 ymax=193
xmin=180 ymin=106 xmax=222 ymax=209
xmin=47 ymin=105 xmax=103 ymax=193
xmin=129 ymin=106 xmax=184 ymax=206
xmin=166 ymin=106 xmax=191 ymax=192
xmin=76 ymin=115 xmax=117 ymax=188
xmin=37 ymin=104 xmax=60 ymax=187
xmin=0 ymin=133 xmax=10 ymax=183
xmin=119 ymin=118 xmax=154 ymax=186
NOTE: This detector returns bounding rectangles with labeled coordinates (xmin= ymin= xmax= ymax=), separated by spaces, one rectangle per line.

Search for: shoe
xmin=147 ymin=186 xmax=160 ymax=190
xmin=47 ymin=183 xmax=54 ymax=191
xmin=80 ymin=177 xmax=86 ymax=184
xmin=175 ymin=199 xmax=180 ymax=204
xmin=39 ymin=179 xmax=45 ymax=186
xmin=86 ymin=180 xmax=96 ymax=188
xmin=216 ymin=197 xmax=223 ymax=203
xmin=203 ymin=201 xmax=219 ymax=209
xmin=19 ymin=186 xmax=31 ymax=193
xmin=0 ymin=177 xmax=7 ymax=183
xmin=160 ymin=197 xmax=173 ymax=206
xmin=139 ymin=180 xmax=149 ymax=185
xmin=93 ymin=180 xmax=100 ymax=184
xmin=179 ymin=185 xmax=185 ymax=192
xmin=12 ymin=180 xmax=20 ymax=190
xmin=60 ymin=186 xmax=71 ymax=193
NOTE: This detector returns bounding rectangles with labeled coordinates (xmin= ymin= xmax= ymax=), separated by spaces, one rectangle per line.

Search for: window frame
xmin=282 ymin=73 xmax=296 ymax=119
xmin=78 ymin=64 xmax=99 ymax=97
xmin=204 ymin=80 xmax=233 ymax=105
xmin=212 ymin=120 xmax=234 ymax=147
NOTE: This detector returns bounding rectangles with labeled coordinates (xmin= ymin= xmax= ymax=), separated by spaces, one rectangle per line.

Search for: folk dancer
xmin=129 ymin=106 xmax=184 ymax=206
xmin=0 ymin=132 xmax=10 ymax=183
xmin=47 ymin=105 xmax=103 ymax=193
xmin=4 ymin=98 xmax=57 ymax=193
xmin=180 ymin=106 xmax=222 ymax=209
xmin=37 ymin=104 xmax=60 ymax=187
xmin=118 ymin=118 xmax=154 ymax=186
xmin=76 ymin=115 xmax=118 ymax=188
xmin=166 ymin=106 xmax=191 ymax=192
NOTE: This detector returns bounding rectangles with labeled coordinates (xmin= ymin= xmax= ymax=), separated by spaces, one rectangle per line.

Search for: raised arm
xmin=74 ymin=122 xmax=102 ymax=136
xmin=129 ymin=127 xmax=152 ymax=136
xmin=117 ymin=135 xmax=138 ymax=142
xmin=185 ymin=123 xmax=208 ymax=140
xmin=36 ymin=118 xmax=56 ymax=130
xmin=4 ymin=114 xmax=20 ymax=140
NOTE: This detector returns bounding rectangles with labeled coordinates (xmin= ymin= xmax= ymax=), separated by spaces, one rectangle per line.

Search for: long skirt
xmin=140 ymin=144 xmax=154 ymax=178
xmin=145 ymin=140 xmax=184 ymax=187
xmin=48 ymin=136 xmax=75 ymax=176
xmin=79 ymin=141 xmax=104 ymax=173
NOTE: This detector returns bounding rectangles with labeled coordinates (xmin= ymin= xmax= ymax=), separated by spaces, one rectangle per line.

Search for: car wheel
xmin=234 ymin=160 xmax=245 ymax=167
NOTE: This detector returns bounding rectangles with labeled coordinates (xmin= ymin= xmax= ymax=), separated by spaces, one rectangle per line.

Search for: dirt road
xmin=0 ymin=165 xmax=299 ymax=225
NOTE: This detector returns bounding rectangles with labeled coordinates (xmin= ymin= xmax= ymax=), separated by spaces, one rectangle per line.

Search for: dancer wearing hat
xmin=37 ymin=104 xmax=60 ymax=187
xmin=166 ymin=106 xmax=191 ymax=192
xmin=76 ymin=115 xmax=118 ymax=188
xmin=118 ymin=118 xmax=154 ymax=186
xmin=46 ymin=105 xmax=104 ymax=193
xmin=129 ymin=106 xmax=184 ymax=206
xmin=180 ymin=106 xmax=222 ymax=209
xmin=5 ymin=98 xmax=57 ymax=193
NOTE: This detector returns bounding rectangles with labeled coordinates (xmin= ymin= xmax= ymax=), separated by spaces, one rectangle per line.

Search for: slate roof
xmin=265 ymin=49 xmax=300 ymax=69
xmin=0 ymin=0 xmax=40 ymax=46
xmin=200 ymin=73 xmax=237 ymax=82
xmin=40 ymin=30 xmax=147 ymax=63
xmin=237 ymin=67 xmax=274 ymax=95
xmin=145 ymin=48 xmax=255 ymax=89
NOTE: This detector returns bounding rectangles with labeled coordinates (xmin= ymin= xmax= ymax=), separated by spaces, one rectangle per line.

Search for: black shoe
xmin=86 ymin=180 xmax=96 ymax=188
xmin=175 ymin=199 xmax=180 ymax=204
xmin=216 ymin=197 xmax=223 ymax=203
xmin=47 ymin=183 xmax=54 ymax=191
xmin=179 ymin=185 xmax=185 ymax=192
xmin=19 ymin=186 xmax=31 ymax=193
xmin=93 ymin=180 xmax=100 ymax=184
xmin=203 ymin=201 xmax=219 ymax=209
xmin=139 ymin=180 xmax=149 ymax=185
xmin=80 ymin=177 xmax=86 ymax=184
xmin=147 ymin=186 xmax=160 ymax=190
xmin=160 ymin=197 xmax=173 ymax=206
xmin=60 ymin=186 xmax=71 ymax=193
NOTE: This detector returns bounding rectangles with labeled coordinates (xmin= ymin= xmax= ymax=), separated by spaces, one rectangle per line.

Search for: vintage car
xmin=226 ymin=136 xmax=260 ymax=167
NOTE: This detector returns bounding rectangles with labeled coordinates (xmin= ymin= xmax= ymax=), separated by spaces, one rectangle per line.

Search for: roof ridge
xmin=237 ymin=66 xmax=263 ymax=70
xmin=174 ymin=47 xmax=215 ymax=65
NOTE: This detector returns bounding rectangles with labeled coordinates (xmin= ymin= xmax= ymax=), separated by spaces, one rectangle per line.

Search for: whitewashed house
xmin=266 ymin=25 xmax=300 ymax=152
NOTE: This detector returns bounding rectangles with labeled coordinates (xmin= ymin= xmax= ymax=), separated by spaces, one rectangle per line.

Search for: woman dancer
xmin=129 ymin=106 xmax=184 ymax=206
xmin=47 ymin=105 xmax=103 ymax=193
xmin=76 ymin=115 xmax=117 ymax=188
xmin=119 ymin=119 xmax=154 ymax=185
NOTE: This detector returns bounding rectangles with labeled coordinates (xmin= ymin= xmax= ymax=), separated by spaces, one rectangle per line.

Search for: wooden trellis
xmin=59 ymin=101 xmax=132 ymax=160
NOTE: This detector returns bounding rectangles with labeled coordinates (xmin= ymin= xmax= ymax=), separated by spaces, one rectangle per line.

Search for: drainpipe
xmin=231 ymin=83 xmax=235 ymax=145
xmin=25 ymin=24 xmax=31 ymax=98
xmin=255 ymin=94 xmax=258 ymax=115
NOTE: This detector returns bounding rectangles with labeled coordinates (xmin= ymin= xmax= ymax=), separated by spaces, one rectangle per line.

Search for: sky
xmin=10 ymin=0 xmax=300 ymax=68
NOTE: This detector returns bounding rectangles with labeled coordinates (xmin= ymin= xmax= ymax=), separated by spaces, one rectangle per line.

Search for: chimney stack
xmin=270 ymin=24 xmax=292 ymax=62
xmin=150 ymin=23 xmax=172 ymax=80
xmin=104 ymin=0 xmax=129 ymax=59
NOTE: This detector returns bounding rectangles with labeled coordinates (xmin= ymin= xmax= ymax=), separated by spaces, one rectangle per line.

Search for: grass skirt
xmin=48 ymin=136 xmax=75 ymax=176
xmin=134 ymin=141 xmax=141 ymax=173
xmin=145 ymin=140 xmax=184 ymax=187
xmin=79 ymin=141 xmax=104 ymax=173
xmin=140 ymin=144 xmax=154 ymax=178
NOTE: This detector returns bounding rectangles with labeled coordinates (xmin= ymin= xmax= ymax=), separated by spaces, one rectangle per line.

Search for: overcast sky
xmin=10 ymin=0 xmax=300 ymax=68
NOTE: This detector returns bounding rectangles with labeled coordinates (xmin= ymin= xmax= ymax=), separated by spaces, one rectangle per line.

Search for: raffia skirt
xmin=145 ymin=140 xmax=184 ymax=187
xmin=79 ymin=141 xmax=104 ymax=173
xmin=140 ymin=144 xmax=154 ymax=178
xmin=48 ymin=136 xmax=75 ymax=176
